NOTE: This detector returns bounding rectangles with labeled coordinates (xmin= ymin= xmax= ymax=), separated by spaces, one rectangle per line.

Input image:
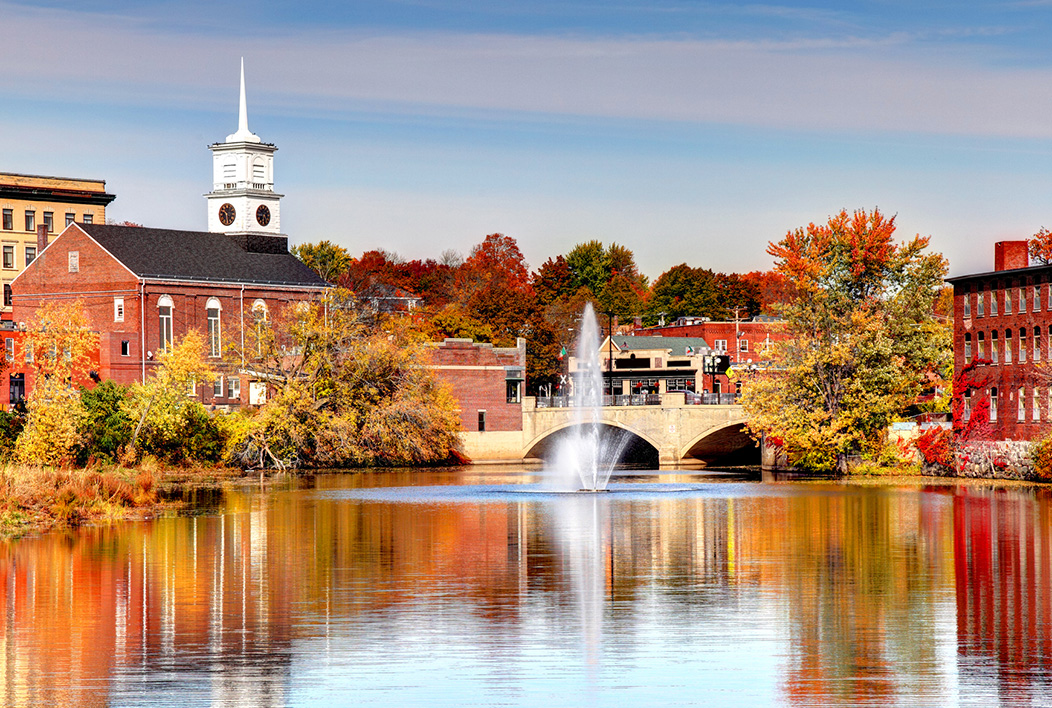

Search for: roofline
xmin=0 ymin=185 xmax=116 ymax=206
xmin=10 ymin=222 xmax=139 ymax=289
xmin=945 ymin=262 xmax=1052 ymax=284
xmin=0 ymin=171 xmax=110 ymax=185
xmin=139 ymin=276 xmax=331 ymax=290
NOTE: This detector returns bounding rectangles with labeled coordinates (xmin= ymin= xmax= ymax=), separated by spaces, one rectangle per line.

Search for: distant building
xmin=947 ymin=240 xmax=1052 ymax=441
xmin=0 ymin=172 xmax=115 ymax=317
xmin=357 ymin=282 xmax=422 ymax=315
xmin=631 ymin=316 xmax=784 ymax=368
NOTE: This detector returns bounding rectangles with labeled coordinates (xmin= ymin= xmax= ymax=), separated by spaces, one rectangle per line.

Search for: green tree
xmin=292 ymin=240 xmax=352 ymax=283
xmin=740 ymin=208 xmax=949 ymax=473
xmin=124 ymin=329 xmax=219 ymax=463
xmin=645 ymin=264 xmax=719 ymax=323
xmin=15 ymin=301 xmax=98 ymax=466
xmin=78 ymin=380 xmax=133 ymax=464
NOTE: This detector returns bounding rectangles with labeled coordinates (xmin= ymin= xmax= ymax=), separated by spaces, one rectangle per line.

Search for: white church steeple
xmin=226 ymin=58 xmax=261 ymax=144
xmin=206 ymin=59 xmax=283 ymax=237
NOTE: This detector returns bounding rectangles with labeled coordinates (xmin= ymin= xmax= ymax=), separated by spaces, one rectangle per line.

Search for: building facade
xmin=632 ymin=316 xmax=784 ymax=367
xmin=0 ymin=172 xmax=115 ymax=316
xmin=947 ymin=240 xmax=1052 ymax=441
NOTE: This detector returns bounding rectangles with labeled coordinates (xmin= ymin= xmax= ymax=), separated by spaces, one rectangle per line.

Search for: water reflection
xmin=1 ymin=471 xmax=1052 ymax=706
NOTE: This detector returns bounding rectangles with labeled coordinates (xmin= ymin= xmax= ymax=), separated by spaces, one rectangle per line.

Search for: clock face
xmin=218 ymin=203 xmax=236 ymax=226
xmin=256 ymin=205 xmax=271 ymax=227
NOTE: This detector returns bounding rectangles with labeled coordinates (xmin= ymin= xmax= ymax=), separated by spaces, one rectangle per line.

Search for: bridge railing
xmin=534 ymin=393 xmax=738 ymax=408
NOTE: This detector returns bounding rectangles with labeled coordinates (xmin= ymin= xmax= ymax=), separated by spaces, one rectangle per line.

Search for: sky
xmin=5 ymin=1 xmax=1052 ymax=280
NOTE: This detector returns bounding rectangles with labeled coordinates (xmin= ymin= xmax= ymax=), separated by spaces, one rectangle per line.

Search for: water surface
xmin=2 ymin=467 xmax=1051 ymax=707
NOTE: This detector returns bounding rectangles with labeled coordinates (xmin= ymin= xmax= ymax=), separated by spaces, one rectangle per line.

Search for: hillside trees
xmin=740 ymin=208 xmax=949 ymax=472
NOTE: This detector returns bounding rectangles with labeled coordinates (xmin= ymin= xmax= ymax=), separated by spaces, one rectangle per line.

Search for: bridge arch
xmin=524 ymin=420 xmax=661 ymax=466
xmin=678 ymin=421 xmax=759 ymax=465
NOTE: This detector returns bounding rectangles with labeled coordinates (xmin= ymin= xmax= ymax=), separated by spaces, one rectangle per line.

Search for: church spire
xmin=226 ymin=57 xmax=261 ymax=144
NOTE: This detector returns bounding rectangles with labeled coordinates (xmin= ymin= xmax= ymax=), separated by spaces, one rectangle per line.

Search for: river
xmin=1 ymin=466 xmax=1051 ymax=707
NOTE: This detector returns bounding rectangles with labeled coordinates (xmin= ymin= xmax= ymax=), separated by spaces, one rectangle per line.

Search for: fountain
xmin=548 ymin=304 xmax=630 ymax=492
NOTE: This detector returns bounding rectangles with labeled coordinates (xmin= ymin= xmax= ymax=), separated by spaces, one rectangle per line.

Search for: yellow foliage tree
xmin=15 ymin=301 xmax=98 ymax=466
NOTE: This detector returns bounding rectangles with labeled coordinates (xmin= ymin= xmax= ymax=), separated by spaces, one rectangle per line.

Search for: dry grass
xmin=0 ymin=464 xmax=163 ymax=535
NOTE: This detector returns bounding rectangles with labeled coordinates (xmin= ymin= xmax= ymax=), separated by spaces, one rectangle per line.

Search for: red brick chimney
xmin=36 ymin=224 xmax=48 ymax=253
xmin=995 ymin=240 xmax=1029 ymax=271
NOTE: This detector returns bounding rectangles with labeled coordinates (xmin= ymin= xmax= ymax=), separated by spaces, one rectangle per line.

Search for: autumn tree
xmin=563 ymin=241 xmax=648 ymax=319
xmin=292 ymin=240 xmax=352 ymax=283
xmin=229 ymin=289 xmax=461 ymax=469
xmin=15 ymin=301 xmax=98 ymax=466
xmin=740 ymin=208 xmax=949 ymax=473
xmin=123 ymin=329 xmax=220 ymax=463
xmin=1030 ymin=227 xmax=1052 ymax=266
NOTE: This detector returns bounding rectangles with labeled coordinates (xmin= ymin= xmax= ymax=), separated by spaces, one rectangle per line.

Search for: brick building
xmin=426 ymin=337 xmax=525 ymax=433
xmin=10 ymin=222 xmax=328 ymax=407
xmin=0 ymin=172 xmax=115 ymax=316
xmin=947 ymin=240 xmax=1052 ymax=441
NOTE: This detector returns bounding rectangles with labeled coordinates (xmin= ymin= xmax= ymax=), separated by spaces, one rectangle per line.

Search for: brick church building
xmin=7 ymin=60 xmax=328 ymax=407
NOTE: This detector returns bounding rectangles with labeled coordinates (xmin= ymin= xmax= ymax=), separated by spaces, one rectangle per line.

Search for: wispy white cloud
xmin=1 ymin=1 xmax=1050 ymax=139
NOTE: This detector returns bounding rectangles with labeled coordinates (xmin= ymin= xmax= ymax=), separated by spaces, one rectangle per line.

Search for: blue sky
xmin=5 ymin=1 xmax=1052 ymax=278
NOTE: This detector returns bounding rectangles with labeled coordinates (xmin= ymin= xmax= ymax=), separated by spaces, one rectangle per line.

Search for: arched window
xmin=1005 ymin=329 xmax=1012 ymax=365
xmin=1020 ymin=328 xmax=1027 ymax=364
xmin=990 ymin=387 xmax=998 ymax=422
xmin=992 ymin=331 xmax=999 ymax=364
xmin=1036 ymin=327 xmax=1042 ymax=362
xmin=252 ymin=299 xmax=268 ymax=357
xmin=157 ymin=295 xmax=173 ymax=353
xmin=965 ymin=333 xmax=972 ymax=364
xmin=252 ymin=299 xmax=268 ymax=321
xmin=978 ymin=332 xmax=985 ymax=360
xmin=252 ymin=159 xmax=266 ymax=184
xmin=206 ymin=297 xmax=222 ymax=358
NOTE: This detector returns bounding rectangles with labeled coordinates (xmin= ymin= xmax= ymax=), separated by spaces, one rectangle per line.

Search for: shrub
xmin=1032 ymin=435 xmax=1052 ymax=482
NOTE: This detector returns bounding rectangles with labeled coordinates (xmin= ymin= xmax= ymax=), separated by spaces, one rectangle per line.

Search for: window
xmin=506 ymin=381 xmax=521 ymax=403
xmin=227 ymin=376 xmax=240 ymax=400
xmin=24 ymin=246 xmax=35 ymax=266
xmin=187 ymin=376 xmax=196 ymax=397
xmin=67 ymin=251 xmax=79 ymax=273
xmin=740 ymin=339 xmax=749 ymax=352
xmin=991 ymin=289 xmax=998 ymax=316
xmin=1035 ymin=389 xmax=1041 ymax=422
xmin=964 ymin=292 xmax=971 ymax=318
xmin=1 ymin=210 xmax=10 ymax=230
xmin=65 ymin=212 xmax=75 ymax=227
xmin=977 ymin=332 xmax=985 ymax=360
xmin=158 ymin=295 xmax=173 ymax=353
xmin=1036 ymin=327 xmax=1042 ymax=362
xmin=114 ymin=297 xmax=124 ymax=322
xmin=82 ymin=214 xmax=92 ymax=225
xmin=223 ymin=163 xmax=235 ymax=180
xmin=3 ymin=285 xmax=10 ymax=308
xmin=1019 ymin=387 xmax=1026 ymax=422
xmin=1020 ymin=329 xmax=1027 ymax=363
xmin=714 ymin=340 xmax=728 ymax=351
xmin=990 ymin=388 xmax=998 ymax=422
xmin=213 ymin=375 xmax=224 ymax=398
xmin=477 ymin=410 xmax=487 ymax=432
xmin=206 ymin=298 xmax=222 ymax=357
xmin=965 ymin=334 xmax=972 ymax=364
xmin=1036 ymin=285 xmax=1042 ymax=312
xmin=2 ymin=246 xmax=12 ymax=269
xmin=42 ymin=212 xmax=52 ymax=233
xmin=964 ymin=392 xmax=972 ymax=422
xmin=24 ymin=211 xmax=34 ymax=232
xmin=1006 ymin=329 xmax=1013 ymax=364
xmin=977 ymin=291 xmax=985 ymax=317
xmin=1005 ymin=289 xmax=1012 ymax=315
xmin=5 ymin=338 xmax=12 ymax=363
xmin=1020 ymin=287 xmax=1027 ymax=312
xmin=992 ymin=332 xmax=999 ymax=364
xmin=252 ymin=159 xmax=265 ymax=182
xmin=121 ymin=340 xmax=130 ymax=357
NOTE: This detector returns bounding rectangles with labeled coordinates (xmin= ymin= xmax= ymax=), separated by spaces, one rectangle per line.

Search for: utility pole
xmin=731 ymin=306 xmax=745 ymax=364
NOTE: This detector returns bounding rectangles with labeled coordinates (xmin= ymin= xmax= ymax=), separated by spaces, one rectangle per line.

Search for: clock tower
xmin=206 ymin=59 xmax=283 ymax=242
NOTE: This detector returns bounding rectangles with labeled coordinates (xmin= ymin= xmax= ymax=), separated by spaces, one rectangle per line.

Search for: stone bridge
xmin=519 ymin=393 xmax=756 ymax=466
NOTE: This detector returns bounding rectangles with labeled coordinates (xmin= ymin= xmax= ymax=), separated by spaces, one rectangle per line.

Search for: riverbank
xmin=0 ymin=463 xmax=254 ymax=537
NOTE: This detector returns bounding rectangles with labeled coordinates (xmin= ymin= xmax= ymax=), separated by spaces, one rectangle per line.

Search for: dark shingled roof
xmin=80 ymin=224 xmax=329 ymax=287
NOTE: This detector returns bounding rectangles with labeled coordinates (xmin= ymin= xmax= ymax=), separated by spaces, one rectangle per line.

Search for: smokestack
xmin=36 ymin=224 xmax=48 ymax=253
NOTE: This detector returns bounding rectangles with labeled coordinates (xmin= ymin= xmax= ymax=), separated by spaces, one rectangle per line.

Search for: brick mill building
xmin=947 ymin=240 xmax=1052 ymax=441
